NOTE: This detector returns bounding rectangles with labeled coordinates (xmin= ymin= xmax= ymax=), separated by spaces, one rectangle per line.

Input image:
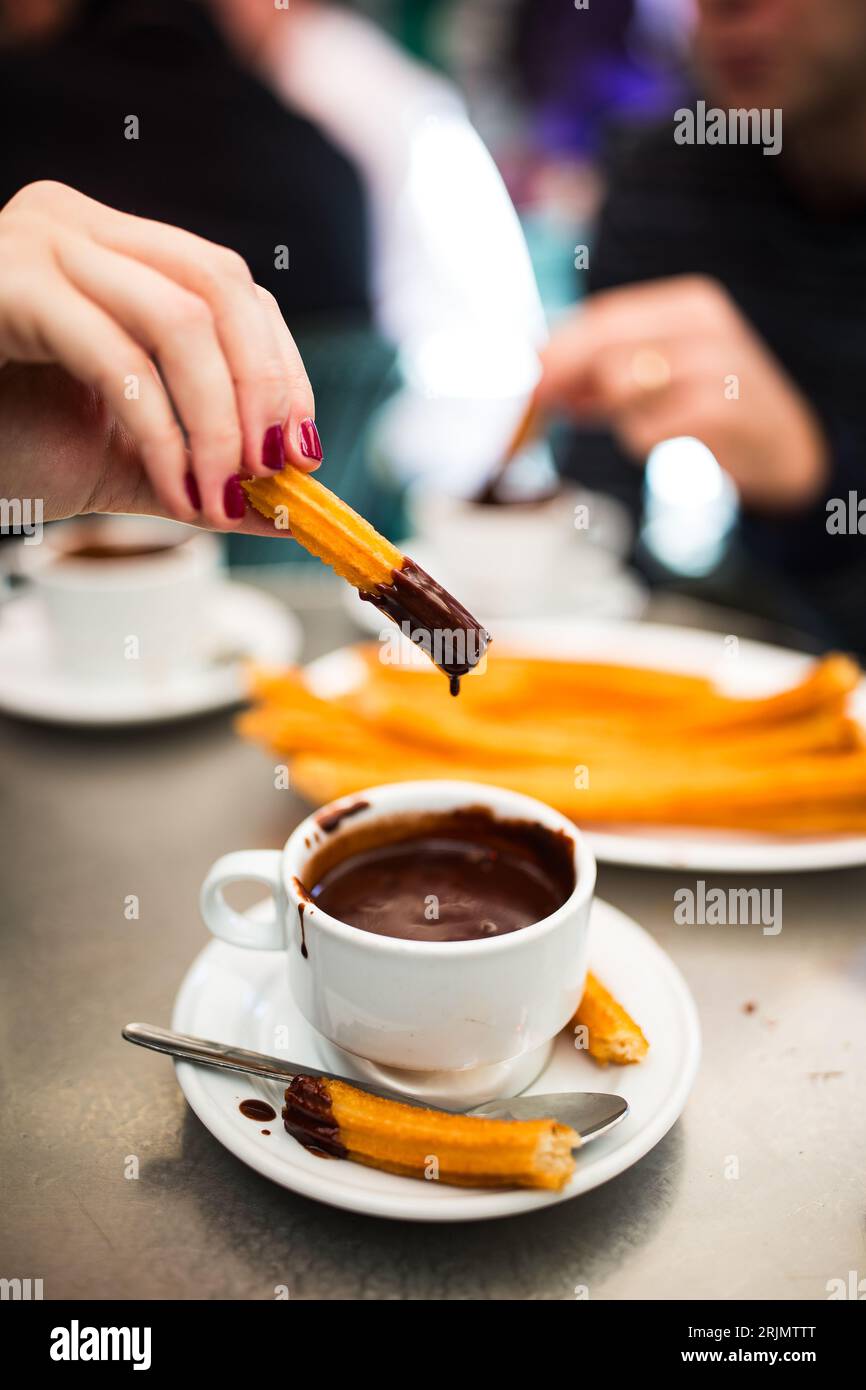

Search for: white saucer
xmin=307 ymin=619 xmax=866 ymax=874
xmin=0 ymin=582 xmax=300 ymax=727
xmin=171 ymin=898 xmax=700 ymax=1222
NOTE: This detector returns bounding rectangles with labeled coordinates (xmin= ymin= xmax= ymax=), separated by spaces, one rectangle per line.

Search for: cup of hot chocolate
xmin=19 ymin=516 xmax=220 ymax=685
xmin=200 ymin=781 xmax=596 ymax=1106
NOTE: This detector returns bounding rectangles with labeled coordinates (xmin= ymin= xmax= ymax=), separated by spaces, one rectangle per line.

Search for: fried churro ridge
xmin=282 ymin=1075 xmax=578 ymax=1190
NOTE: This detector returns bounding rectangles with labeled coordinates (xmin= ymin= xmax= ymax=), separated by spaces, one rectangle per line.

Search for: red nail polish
xmin=224 ymin=475 xmax=246 ymax=519
xmin=262 ymin=423 xmax=285 ymax=471
xmin=299 ymin=418 xmax=323 ymax=461
xmin=184 ymin=471 xmax=201 ymax=511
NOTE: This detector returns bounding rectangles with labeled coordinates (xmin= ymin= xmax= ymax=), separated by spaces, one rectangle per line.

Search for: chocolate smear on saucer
xmin=239 ymin=1099 xmax=277 ymax=1123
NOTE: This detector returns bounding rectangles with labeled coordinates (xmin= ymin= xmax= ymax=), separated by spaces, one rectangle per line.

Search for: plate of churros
xmin=239 ymin=467 xmax=866 ymax=869
xmin=238 ymin=619 xmax=866 ymax=874
xmin=173 ymin=896 xmax=699 ymax=1221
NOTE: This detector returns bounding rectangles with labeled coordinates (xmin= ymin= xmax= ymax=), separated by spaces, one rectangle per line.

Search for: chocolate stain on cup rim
xmin=315 ymin=799 xmax=370 ymax=834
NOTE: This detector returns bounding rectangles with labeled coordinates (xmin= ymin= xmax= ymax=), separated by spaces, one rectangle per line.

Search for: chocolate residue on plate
xmin=282 ymin=1076 xmax=346 ymax=1159
xmin=360 ymin=556 xmax=490 ymax=696
xmin=316 ymin=799 xmax=370 ymax=834
xmin=239 ymin=1099 xmax=277 ymax=1123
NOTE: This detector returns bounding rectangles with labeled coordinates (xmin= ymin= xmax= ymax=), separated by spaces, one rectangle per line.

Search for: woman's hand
xmin=0 ymin=180 xmax=322 ymax=528
xmin=537 ymin=275 xmax=829 ymax=512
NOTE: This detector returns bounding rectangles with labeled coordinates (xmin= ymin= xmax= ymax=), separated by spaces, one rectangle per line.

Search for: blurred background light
xmin=642 ymin=436 xmax=739 ymax=577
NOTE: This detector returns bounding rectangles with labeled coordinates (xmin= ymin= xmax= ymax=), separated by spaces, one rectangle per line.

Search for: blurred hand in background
xmin=537 ymin=275 xmax=829 ymax=512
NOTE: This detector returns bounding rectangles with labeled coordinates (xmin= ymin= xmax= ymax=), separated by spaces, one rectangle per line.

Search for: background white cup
xmin=200 ymin=780 xmax=596 ymax=1107
xmin=404 ymin=483 xmax=632 ymax=620
xmin=21 ymin=516 xmax=220 ymax=685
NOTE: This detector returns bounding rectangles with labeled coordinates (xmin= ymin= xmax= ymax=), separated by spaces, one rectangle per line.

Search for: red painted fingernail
xmin=299 ymin=417 xmax=323 ymax=461
xmin=262 ymin=423 xmax=285 ymax=471
xmin=223 ymin=475 xmax=246 ymax=519
xmin=184 ymin=471 xmax=201 ymax=511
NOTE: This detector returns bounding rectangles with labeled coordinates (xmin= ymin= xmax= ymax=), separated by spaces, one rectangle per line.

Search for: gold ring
xmin=630 ymin=347 xmax=672 ymax=391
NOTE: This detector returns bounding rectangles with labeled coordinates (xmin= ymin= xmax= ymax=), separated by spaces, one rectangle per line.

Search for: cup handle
xmin=199 ymin=850 xmax=286 ymax=950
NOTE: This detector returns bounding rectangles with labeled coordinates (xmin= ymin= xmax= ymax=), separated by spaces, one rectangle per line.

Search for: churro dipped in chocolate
xmin=243 ymin=468 xmax=489 ymax=694
xmin=282 ymin=1075 xmax=578 ymax=1190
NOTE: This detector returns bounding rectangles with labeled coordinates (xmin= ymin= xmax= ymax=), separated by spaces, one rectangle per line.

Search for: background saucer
xmin=0 ymin=582 xmax=300 ymax=727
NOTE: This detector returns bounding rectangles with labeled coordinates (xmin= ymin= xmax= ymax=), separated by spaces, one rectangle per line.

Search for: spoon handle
xmin=122 ymin=1022 xmax=433 ymax=1107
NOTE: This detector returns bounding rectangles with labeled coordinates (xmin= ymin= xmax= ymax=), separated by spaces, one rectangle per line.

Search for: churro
xmin=574 ymin=972 xmax=650 ymax=1065
xmin=282 ymin=1074 xmax=578 ymax=1190
xmin=239 ymin=648 xmax=866 ymax=836
xmin=243 ymin=468 xmax=489 ymax=693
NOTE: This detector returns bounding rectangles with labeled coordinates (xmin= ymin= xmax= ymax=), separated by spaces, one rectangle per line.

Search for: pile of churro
xmin=239 ymin=647 xmax=866 ymax=836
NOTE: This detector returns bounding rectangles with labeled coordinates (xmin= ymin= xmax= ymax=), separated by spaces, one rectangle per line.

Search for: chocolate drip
xmin=292 ymin=875 xmax=312 ymax=959
xmin=282 ymin=1077 xmax=346 ymax=1159
xmin=298 ymin=902 xmax=308 ymax=958
xmin=360 ymin=557 xmax=490 ymax=696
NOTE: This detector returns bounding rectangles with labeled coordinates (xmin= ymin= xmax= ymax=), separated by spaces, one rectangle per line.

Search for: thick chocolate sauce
xmin=308 ymin=809 xmax=574 ymax=943
xmin=360 ymin=557 xmax=490 ymax=696
xmin=239 ymin=1099 xmax=277 ymax=1123
xmin=282 ymin=1076 xmax=346 ymax=1158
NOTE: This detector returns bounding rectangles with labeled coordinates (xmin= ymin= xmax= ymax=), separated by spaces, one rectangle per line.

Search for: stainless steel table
xmin=1 ymin=578 xmax=863 ymax=1301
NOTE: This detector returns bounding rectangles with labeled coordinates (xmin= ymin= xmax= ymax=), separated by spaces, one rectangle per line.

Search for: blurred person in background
xmin=0 ymin=0 xmax=543 ymax=539
xmin=535 ymin=0 xmax=866 ymax=652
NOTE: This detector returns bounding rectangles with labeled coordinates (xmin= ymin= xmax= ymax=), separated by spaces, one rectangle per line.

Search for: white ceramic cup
xmin=200 ymin=780 xmax=596 ymax=1107
xmin=22 ymin=517 xmax=220 ymax=684
xmin=405 ymin=484 xmax=630 ymax=619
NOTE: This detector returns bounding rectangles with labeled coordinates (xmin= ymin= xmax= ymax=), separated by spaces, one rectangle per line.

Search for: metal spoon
xmin=123 ymin=1022 xmax=627 ymax=1146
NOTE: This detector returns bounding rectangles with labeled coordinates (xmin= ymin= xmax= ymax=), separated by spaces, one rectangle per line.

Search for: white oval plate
xmin=306 ymin=618 xmax=866 ymax=874
xmin=172 ymin=897 xmax=700 ymax=1222
xmin=0 ymin=581 xmax=300 ymax=727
